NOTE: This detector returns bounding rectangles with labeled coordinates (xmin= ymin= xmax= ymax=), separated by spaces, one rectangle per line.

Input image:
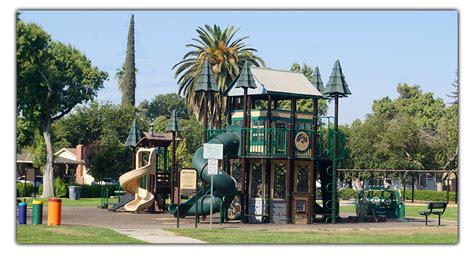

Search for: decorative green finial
xmin=125 ymin=118 xmax=141 ymax=147
xmin=194 ymin=58 xmax=219 ymax=92
xmin=324 ymin=60 xmax=351 ymax=97
xmin=233 ymin=61 xmax=257 ymax=89
xmin=311 ymin=66 xmax=325 ymax=93
xmin=165 ymin=109 xmax=181 ymax=132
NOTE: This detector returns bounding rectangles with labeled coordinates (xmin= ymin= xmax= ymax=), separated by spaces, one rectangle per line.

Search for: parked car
xmin=16 ymin=175 xmax=43 ymax=189
xmin=92 ymin=177 xmax=117 ymax=186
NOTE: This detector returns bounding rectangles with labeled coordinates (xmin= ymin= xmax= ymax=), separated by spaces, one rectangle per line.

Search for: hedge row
xmin=403 ymin=189 xmax=457 ymax=202
xmin=338 ymin=188 xmax=456 ymax=202
xmin=77 ymin=184 xmax=119 ymax=198
xmin=17 ymin=183 xmax=120 ymax=198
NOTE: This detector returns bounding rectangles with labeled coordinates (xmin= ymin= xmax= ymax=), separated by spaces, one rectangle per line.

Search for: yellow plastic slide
xmin=119 ymin=148 xmax=156 ymax=212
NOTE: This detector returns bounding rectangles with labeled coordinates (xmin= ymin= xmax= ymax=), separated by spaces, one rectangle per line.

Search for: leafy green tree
xmin=173 ymin=24 xmax=265 ymax=128
xmin=149 ymin=113 xmax=202 ymax=166
xmin=138 ymin=93 xmax=190 ymax=122
xmin=53 ymin=102 xmax=149 ymax=180
xmin=17 ymin=19 xmax=108 ymax=197
xmin=447 ymin=70 xmax=459 ymax=105
xmin=87 ymin=143 xmax=133 ymax=180
xmin=120 ymin=14 xmax=137 ymax=106
xmin=53 ymin=102 xmax=148 ymax=148
xmin=16 ymin=118 xmax=34 ymax=153
xmin=345 ymin=84 xmax=457 ymax=190
xmin=287 ymin=63 xmax=328 ymax=115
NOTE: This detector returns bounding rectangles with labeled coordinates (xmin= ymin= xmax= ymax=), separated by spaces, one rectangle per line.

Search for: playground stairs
xmin=108 ymin=194 xmax=135 ymax=211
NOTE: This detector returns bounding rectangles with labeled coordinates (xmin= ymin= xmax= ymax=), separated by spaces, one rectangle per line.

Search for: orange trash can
xmin=47 ymin=198 xmax=62 ymax=226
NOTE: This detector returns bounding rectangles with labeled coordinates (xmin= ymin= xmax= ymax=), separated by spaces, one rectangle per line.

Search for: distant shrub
xmin=54 ymin=177 xmax=68 ymax=197
xmin=78 ymin=184 xmax=118 ymax=198
xmin=339 ymin=188 xmax=357 ymax=200
xmin=16 ymin=183 xmax=34 ymax=197
xmin=403 ymin=190 xmax=456 ymax=202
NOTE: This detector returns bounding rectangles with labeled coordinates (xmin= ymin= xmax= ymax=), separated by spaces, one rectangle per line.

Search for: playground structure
xmin=169 ymin=131 xmax=240 ymax=217
xmin=119 ymin=148 xmax=156 ymax=212
xmin=103 ymin=60 xmax=352 ymax=225
xmin=105 ymin=132 xmax=175 ymax=212
xmin=355 ymin=186 xmax=405 ymax=221
xmin=173 ymin=61 xmax=350 ymax=224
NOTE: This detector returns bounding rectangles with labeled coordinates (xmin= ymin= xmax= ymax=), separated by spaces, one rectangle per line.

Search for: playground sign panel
xmin=180 ymin=169 xmax=197 ymax=190
xmin=203 ymin=143 xmax=223 ymax=160
xmin=207 ymin=159 xmax=219 ymax=175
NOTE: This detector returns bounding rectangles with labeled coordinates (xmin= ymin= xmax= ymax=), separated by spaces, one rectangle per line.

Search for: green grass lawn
xmin=167 ymin=227 xmax=457 ymax=244
xmin=17 ymin=225 xmax=145 ymax=244
xmin=18 ymin=198 xmax=105 ymax=207
xmin=339 ymin=204 xmax=458 ymax=221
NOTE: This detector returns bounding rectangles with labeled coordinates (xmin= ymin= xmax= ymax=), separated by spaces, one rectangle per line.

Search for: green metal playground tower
xmin=173 ymin=60 xmax=351 ymax=224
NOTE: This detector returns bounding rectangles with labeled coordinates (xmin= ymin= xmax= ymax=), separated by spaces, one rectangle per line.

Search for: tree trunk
xmin=41 ymin=119 xmax=55 ymax=198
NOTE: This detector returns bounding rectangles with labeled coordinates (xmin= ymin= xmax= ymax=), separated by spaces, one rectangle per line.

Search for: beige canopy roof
xmin=226 ymin=67 xmax=323 ymax=99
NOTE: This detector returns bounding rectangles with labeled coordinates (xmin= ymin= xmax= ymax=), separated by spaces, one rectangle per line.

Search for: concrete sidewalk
xmin=113 ymin=228 xmax=205 ymax=244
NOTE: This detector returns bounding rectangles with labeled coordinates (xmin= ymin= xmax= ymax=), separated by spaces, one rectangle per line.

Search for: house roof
xmin=225 ymin=67 xmax=324 ymax=99
xmin=16 ymin=150 xmax=82 ymax=165
xmin=65 ymin=148 xmax=77 ymax=156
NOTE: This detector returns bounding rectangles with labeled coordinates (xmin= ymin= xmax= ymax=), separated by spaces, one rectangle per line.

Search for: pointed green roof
xmin=194 ymin=59 xmax=219 ymax=92
xmin=311 ymin=66 xmax=325 ymax=93
xmin=165 ymin=109 xmax=181 ymax=132
xmin=125 ymin=118 xmax=141 ymax=147
xmin=324 ymin=60 xmax=351 ymax=97
xmin=225 ymin=61 xmax=257 ymax=95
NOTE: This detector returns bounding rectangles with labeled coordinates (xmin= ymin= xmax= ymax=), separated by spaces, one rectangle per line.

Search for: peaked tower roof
xmin=324 ymin=60 xmax=351 ymax=97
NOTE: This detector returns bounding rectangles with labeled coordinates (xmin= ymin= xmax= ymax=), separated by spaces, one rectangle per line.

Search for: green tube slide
xmin=169 ymin=131 xmax=240 ymax=218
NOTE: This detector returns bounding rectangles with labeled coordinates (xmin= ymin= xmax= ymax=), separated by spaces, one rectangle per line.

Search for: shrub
xmin=37 ymin=183 xmax=117 ymax=198
xmin=78 ymin=184 xmax=118 ymax=198
xmin=339 ymin=188 xmax=357 ymax=200
xmin=402 ymin=189 xmax=456 ymax=202
xmin=17 ymin=183 xmax=34 ymax=197
xmin=54 ymin=177 xmax=68 ymax=197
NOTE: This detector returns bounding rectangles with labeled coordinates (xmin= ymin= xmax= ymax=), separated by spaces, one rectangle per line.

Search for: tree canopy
xmin=120 ymin=14 xmax=137 ymax=106
xmin=17 ymin=18 xmax=108 ymax=196
xmin=173 ymin=24 xmax=265 ymax=128
xmin=346 ymin=84 xmax=457 ymax=171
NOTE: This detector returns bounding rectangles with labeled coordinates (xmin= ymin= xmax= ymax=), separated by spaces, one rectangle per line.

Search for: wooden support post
xmin=310 ymin=98 xmax=319 ymax=223
xmin=264 ymin=95 xmax=272 ymax=223
xmin=226 ymin=96 xmax=232 ymax=127
xmin=171 ymin=131 xmax=177 ymax=204
xmin=287 ymin=97 xmax=297 ymax=224
xmin=203 ymin=91 xmax=209 ymax=143
xmin=241 ymin=88 xmax=249 ymax=223
xmin=331 ymin=96 xmax=339 ymax=224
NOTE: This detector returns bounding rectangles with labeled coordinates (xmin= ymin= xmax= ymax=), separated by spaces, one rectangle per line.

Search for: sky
xmin=20 ymin=10 xmax=458 ymax=125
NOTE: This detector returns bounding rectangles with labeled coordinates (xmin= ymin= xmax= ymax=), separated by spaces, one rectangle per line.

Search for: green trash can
xmin=32 ymin=200 xmax=43 ymax=225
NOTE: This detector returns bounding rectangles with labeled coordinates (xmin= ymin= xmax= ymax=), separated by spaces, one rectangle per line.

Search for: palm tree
xmin=173 ymin=24 xmax=265 ymax=128
xmin=115 ymin=63 xmax=126 ymax=92
xmin=115 ymin=63 xmax=138 ymax=101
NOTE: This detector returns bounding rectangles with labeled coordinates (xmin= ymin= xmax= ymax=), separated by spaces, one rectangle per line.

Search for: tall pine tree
xmin=120 ymin=14 xmax=137 ymax=106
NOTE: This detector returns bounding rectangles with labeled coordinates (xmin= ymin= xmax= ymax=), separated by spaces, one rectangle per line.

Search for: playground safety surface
xmin=28 ymin=206 xmax=458 ymax=230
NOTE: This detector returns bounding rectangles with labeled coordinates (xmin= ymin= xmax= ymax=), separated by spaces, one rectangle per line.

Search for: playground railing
xmin=242 ymin=127 xmax=288 ymax=157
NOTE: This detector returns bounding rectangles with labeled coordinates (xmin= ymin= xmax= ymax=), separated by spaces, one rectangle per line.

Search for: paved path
xmin=113 ymin=228 xmax=205 ymax=244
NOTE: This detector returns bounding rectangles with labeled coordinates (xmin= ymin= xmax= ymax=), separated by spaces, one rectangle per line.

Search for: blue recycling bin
xmin=18 ymin=202 xmax=27 ymax=225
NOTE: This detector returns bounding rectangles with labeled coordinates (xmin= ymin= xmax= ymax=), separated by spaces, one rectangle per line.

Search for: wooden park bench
xmin=419 ymin=202 xmax=448 ymax=226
